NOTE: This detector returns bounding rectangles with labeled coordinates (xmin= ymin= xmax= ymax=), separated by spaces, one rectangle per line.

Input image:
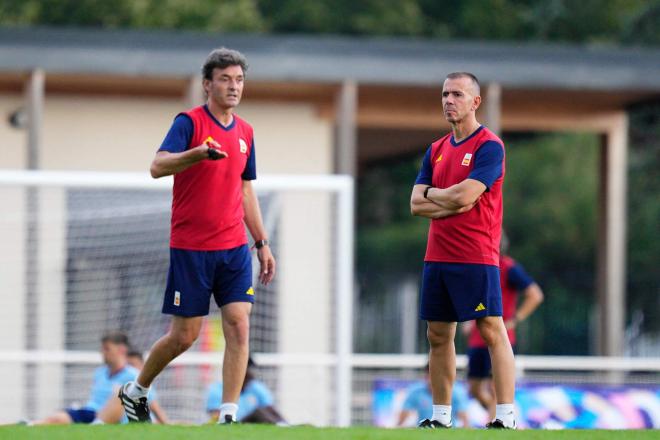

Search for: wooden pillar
xmin=24 ymin=69 xmax=45 ymax=418
xmin=596 ymin=113 xmax=628 ymax=356
xmin=335 ymin=80 xmax=358 ymax=176
xmin=26 ymin=69 xmax=45 ymax=170
xmin=484 ymin=83 xmax=502 ymax=136
xmin=186 ymin=74 xmax=204 ymax=108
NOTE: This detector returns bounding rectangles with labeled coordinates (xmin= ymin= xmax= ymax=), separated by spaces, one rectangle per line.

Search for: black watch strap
xmin=423 ymin=186 xmax=432 ymax=199
xmin=254 ymin=239 xmax=269 ymax=249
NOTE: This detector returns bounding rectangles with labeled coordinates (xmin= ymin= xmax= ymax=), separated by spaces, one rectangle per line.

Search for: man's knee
xmin=476 ymin=318 xmax=506 ymax=347
xmin=168 ymin=327 xmax=199 ymax=352
xmin=224 ymin=311 xmax=250 ymax=347
xmin=427 ymin=324 xmax=454 ymax=348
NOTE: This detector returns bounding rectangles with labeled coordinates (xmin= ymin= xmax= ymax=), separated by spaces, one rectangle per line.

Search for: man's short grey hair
xmin=202 ymin=47 xmax=248 ymax=80
xmin=446 ymin=72 xmax=480 ymax=95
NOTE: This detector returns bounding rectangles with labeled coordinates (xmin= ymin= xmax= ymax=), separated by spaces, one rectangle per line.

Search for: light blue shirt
xmin=402 ymin=381 xmax=470 ymax=426
xmin=206 ymin=380 xmax=274 ymax=421
xmin=84 ymin=365 xmax=138 ymax=411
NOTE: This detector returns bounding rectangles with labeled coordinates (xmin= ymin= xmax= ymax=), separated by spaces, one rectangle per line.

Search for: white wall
xmin=239 ymin=103 xmax=333 ymax=174
xmin=34 ymin=96 xmax=333 ymax=175
xmin=41 ymin=95 xmax=183 ymax=171
xmin=0 ymin=93 xmax=27 ymax=168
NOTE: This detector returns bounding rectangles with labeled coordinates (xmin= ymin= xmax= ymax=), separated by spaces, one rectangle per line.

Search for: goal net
xmin=0 ymin=170 xmax=354 ymax=426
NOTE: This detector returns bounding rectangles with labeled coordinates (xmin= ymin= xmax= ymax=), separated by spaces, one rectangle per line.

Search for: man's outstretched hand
xmin=205 ymin=138 xmax=228 ymax=160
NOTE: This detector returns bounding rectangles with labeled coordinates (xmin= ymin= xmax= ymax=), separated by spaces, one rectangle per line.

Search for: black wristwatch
xmin=254 ymin=239 xmax=269 ymax=249
xmin=423 ymin=186 xmax=432 ymax=199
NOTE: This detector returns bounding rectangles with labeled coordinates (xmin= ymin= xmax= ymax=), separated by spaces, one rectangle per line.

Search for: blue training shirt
xmin=508 ymin=262 xmax=535 ymax=291
xmin=206 ymin=380 xmax=274 ymax=421
xmin=401 ymin=381 xmax=470 ymax=427
xmin=84 ymin=365 xmax=138 ymax=412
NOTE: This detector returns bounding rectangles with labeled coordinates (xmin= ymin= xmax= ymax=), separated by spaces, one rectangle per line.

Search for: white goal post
xmin=0 ymin=169 xmax=354 ymax=426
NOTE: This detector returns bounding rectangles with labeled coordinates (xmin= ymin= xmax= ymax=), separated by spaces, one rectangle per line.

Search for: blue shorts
xmin=467 ymin=345 xmax=516 ymax=379
xmin=419 ymin=262 xmax=502 ymax=322
xmin=467 ymin=347 xmax=491 ymax=379
xmin=162 ymin=245 xmax=254 ymax=317
xmin=66 ymin=407 xmax=96 ymax=424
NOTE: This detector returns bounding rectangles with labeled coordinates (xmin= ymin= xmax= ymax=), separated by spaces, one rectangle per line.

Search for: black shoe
xmin=219 ymin=414 xmax=237 ymax=425
xmin=119 ymin=382 xmax=151 ymax=423
xmin=486 ymin=419 xmax=516 ymax=429
xmin=418 ymin=418 xmax=452 ymax=429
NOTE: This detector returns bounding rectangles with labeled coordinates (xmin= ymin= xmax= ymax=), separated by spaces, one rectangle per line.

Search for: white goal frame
xmin=0 ymin=169 xmax=355 ymax=426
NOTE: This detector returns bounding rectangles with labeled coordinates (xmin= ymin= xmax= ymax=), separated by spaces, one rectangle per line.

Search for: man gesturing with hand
xmin=120 ymin=47 xmax=275 ymax=425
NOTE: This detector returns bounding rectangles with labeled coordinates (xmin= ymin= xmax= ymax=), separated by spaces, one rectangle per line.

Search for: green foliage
xmin=0 ymin=0 xmax=658 ymax=46
xmin=627 ymin=101 xmax=660 ymax=333
xmin=130 ymin=0 xmax=264 ymax=32
xmin=0 ymin=0 xmax=264 ymax=31
xmin=504 ymin=133 xmax=599 ymax=354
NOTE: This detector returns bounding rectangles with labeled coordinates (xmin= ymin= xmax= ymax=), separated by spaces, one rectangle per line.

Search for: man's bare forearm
xmin=425 ymin=185 xmax=467 ymax=210
xmin=413 ymin=200 xmax=465 ymax=219
xmin=150 ymin=147 xmax=207 ymax=178
xmin=426 ymin=179 xmax=486 ymax=210
xmin=410 ymin=183 xmax=472 ymax=219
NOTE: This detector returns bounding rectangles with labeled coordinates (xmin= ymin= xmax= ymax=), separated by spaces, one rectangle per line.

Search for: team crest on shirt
xmin=435 ymin=154 xmax=443 ymax=163
xmin=461 ymin=153 xmax=473 ymax=166
xmin=239 ymin=139 xmax=248 ymax=154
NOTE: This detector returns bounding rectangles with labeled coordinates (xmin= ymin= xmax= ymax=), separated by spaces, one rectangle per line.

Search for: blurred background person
xmin=95 ymin=350 xmax=169 ymax=424
xmin=397 ymin=363 xmax=470 ymax=428
xmin=32 ymin=332 xmax=136 ymax=425
xmin=463 ymin=231 xmax=544 ymax=418
xmin=206 ymin=356 xmax=286 ymax=424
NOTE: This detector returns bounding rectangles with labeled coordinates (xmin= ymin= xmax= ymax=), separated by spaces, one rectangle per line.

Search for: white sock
xmin=432 ymin=404 xmax=452 ymax=425
xmin=91 ymin=418 xmax=105 ymax=425
xmin=126 ymin=381 xmax=149 ymax=399
xmin=219 ymin=402 xmax=238 ymax=422
xmin=495 ymin=403 xmax=515 ymax=427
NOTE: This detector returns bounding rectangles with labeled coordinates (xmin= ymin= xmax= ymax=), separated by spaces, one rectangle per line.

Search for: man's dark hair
xmin=202 ymin=47 xmax=248 ymax=80
xmin=101 ymin=330 xmax=130 ymax=347
xmin=446 ymin=72 xmax=480 ymax=95
xmin=127 ymin=350 xmax=143 ymax=361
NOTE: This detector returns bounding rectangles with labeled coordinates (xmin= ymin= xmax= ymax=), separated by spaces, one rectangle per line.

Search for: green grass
xmin=1 ymin=425 xmax=657 ymax=440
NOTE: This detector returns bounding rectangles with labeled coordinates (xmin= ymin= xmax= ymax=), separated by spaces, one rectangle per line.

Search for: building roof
xmin=1 ymin=26 xmax=660 ymax=91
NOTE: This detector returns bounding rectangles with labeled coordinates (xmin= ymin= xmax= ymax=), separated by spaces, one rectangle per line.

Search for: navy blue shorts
xmin=467 ymin=345 xmax=516 ymax=378
xmin=66 ymin=407 xmax=96 ymax=424
xmin=162 ymin=245 xmax=254 ymax=317
xmin=419 ymin=262 xmax=502 ymax=322
xmin=467 ymin=347 xmax=492 ymax=378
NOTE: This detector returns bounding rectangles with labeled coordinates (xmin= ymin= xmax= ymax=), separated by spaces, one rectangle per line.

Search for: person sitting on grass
xmin=94 ymin=350 xmax=169 ymax=424
xmin=206 ymin=356 xmax=286 ymax=424
xmin=32 ymin=331 xmax=136 ymax=425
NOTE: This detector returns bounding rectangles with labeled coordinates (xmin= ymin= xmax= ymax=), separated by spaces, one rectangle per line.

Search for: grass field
xmin=2 ymin=425 xmax=657 ymax=439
